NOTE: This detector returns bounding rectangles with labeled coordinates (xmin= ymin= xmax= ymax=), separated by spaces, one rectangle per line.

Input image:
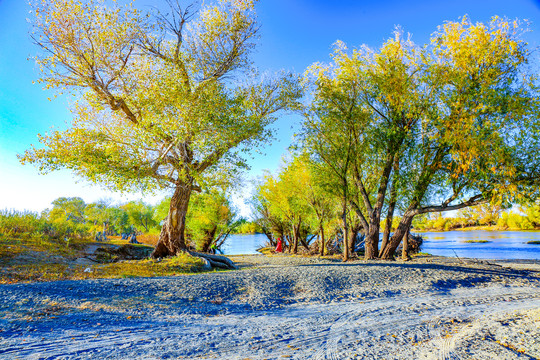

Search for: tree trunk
xmin=381 ymin=159 xmax=399 ymax=255
xmin=200 ymin=225 xmax=218 ymax=253
xmin=151 ymin=183 xmax=192 ymax=258
xmin=299 ymin=234 xmax=311 ymax=251
xmin=262 ymin=228 xmax=275 ymax=246
xmin=292 ymin=219 xmax=301 ymax=254
xmin=364 ymin=217 xmax=379 ymax=259
xmin=319 ymin=225 xmax=326 ymax=256
xmin=102 ymin=222 xmax=108 ymax=241
xmin=380 ymin=210 xmax=416 ymax=260
xmin=401 ymin=226 xmax=411 ymax=261
xmin=364 ymin=153 xmax=397 ymax=260
xmin=381 ymin=197 xmax=397 ymax=256
xmin=188 ymin=251 xmax=237 ymax=270
xmin=286 ymin=234 xmax=292 ymax=253
xmin=349 ymin=224 xmax=360 ymax=255
xmin=342 ymin=200 xmax=349 ymax=261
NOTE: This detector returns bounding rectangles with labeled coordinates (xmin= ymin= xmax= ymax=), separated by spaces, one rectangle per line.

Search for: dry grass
xmin=0 ymin=254 xmax=206 ymax=284
xmin=0 ymin=233 xmax=87 ymax=259
xmin=137 ymin=233 xmax=159 ymax=246
xmin=0 ymin=233 xmax=208 ymax=284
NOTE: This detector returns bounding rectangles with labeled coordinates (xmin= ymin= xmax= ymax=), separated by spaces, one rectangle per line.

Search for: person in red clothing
xmin=275 ymin=237 xmax=283 ymax=253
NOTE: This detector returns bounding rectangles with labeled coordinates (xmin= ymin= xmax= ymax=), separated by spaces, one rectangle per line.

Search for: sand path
xmin=1 ymin=255 xmax=539 ymax=359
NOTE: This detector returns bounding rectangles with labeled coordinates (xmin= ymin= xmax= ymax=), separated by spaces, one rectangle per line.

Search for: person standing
xmin=275 ymin=237 xmax=283 ymax=253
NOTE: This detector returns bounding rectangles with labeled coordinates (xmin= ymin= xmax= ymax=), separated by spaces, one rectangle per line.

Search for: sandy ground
xmin=1 ymin=255 xmax=539 ymax=359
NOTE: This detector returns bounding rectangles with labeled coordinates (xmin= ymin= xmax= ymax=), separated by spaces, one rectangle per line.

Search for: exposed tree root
xmin=188 ymin=251 xmax=238 ymax=270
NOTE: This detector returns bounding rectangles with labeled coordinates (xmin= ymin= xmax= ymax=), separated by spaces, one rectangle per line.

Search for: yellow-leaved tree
xmin=303 ymin=17 xmax=540 ymax=260
xmin=21 ymin=0 xmax=302 ymax=265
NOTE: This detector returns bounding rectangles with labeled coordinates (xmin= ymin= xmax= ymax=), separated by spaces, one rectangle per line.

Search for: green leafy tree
xmin=288 ymin=155 xmax=335 ymax=255
xmin=48 ymin=197 xmax=86 ymax=223
xmin=380 ymin=17 xmax=540 ymax=258
xmin=46 ymin=197 xmax=88 ymax=238
xmin=85 ymin=200 xmax=130 ymax=238
xmin=303 ymin=17 xmax=540 ymax=259
xmin=301 ymin=93 xmax=360 ymax=260
xmin=122 ymin=201 xmax=156 ymax=233
xmin=255 ymin=156 xmax=326 ymax=254
xmin=303 ymin=33 xmax=424 ymax=259
xmin=251 ymin=188 xmax=288 ymax=247
xmin=186 ymin=191 xmax=235 ymax=252
xmin=22 ymin=0 xmax=302 ymax=258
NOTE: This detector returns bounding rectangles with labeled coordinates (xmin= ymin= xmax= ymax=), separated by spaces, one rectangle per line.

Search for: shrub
xmin=0 ymin=210 xmax=47 ymax=236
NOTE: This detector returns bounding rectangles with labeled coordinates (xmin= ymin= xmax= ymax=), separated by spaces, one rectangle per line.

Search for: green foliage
xmin=153 ymin=191 xmax=236 ymax=251
xmin=23 ymin=0 xmax=302 ymax=193
xmin=0 ymin=208 xmax=86 ymax=240
xmin=497 ymin=212 xmax=535 ymax=230
xmin=301 ymin=16 xmax=540 ymax=259
xmin=121 ymin=201 xmax=156 ymax=232
xmin=253 ymin=154 xmax=339 ymax=254
xmin=23 ymin=0 xmax=302 ymax=254
xmin=0 ymin=210 xmax=49 ymax=236
xmin=234 ymin=221 xmax=260 ymax=234
xmin=186 ymin=191 xmax=235 ymax=251
xmin=1 ymin=195 xmax=161 ymax=242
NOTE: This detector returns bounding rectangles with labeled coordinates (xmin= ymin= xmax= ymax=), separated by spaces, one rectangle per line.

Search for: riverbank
xmin=1 ymin=254 xmax=539 ymax=359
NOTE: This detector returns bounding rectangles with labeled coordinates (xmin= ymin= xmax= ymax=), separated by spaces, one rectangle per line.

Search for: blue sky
xmin=1 ymin=0 xmax=539 ymax=216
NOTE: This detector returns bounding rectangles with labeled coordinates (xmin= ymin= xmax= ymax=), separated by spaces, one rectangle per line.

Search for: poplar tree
xmin=22 ymin=0 xmax=302 ymax=261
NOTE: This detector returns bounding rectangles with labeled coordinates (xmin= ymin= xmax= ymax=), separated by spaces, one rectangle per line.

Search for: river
xmin=221 ymin=231 xmax=540 ymax=260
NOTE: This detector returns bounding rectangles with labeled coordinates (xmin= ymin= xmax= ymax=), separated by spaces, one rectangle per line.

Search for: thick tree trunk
xmin=189 ymin=251 xmax=237 ymax=270
xmin=364 ymin=154 xmax=395 ymax=260
xmin=381 ymin=198 xmax=397 ymax=255
xmin=380 ymin=210 xmax=416 ymax=260
xmin=151 ymin=183 xmax=192 ymax=258
xmin=364 ymin=218 xmax=379 ymax=260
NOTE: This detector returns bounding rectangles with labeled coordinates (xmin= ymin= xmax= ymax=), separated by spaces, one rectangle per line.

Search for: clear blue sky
xmin=1 ymin=0 xmax=539 ymax=215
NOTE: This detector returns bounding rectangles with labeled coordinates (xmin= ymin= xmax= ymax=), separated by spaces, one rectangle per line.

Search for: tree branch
xmin=416 ymin=194 xmax=486 ymax=215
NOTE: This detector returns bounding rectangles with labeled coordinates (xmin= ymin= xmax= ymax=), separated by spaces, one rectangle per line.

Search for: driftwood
xmin=189 ymin=251 xmax=238 ymax=270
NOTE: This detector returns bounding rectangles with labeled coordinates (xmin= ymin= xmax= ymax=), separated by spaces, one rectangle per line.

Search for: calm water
xmin=220 ymin=234 xmax=269 ymax=255
xmin=420 ymin=230 xmax=540 ymax=260
xmin=222 ymin=231 xmax=540 ymax=260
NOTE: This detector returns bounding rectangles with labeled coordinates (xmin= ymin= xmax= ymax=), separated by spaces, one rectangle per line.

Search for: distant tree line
xmin=0 ymin=190 xmax=240 ymax=252
xmin=413 ymin=203 xmax=540 ymax=231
